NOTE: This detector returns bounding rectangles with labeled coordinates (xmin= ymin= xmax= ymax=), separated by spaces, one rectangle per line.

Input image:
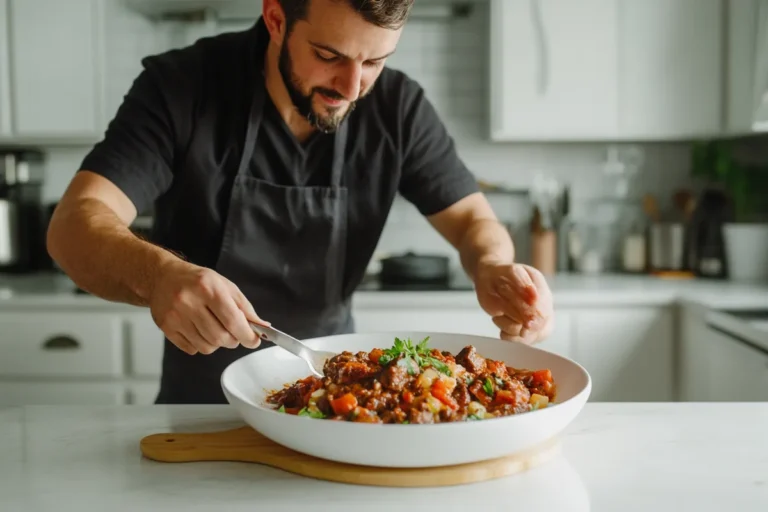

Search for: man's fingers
xmin=492 ymin=314 xmax=521 ymax=334
xmin=230 ymin=288 xmax=267 ymax=349
xmin=513 ymin=264 xmax=538 ymax=306
xmin=168 ymin=331 xmax=198 ymax=355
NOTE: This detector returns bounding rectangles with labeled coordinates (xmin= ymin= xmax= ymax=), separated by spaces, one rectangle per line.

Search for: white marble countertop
xmin=0 ymin=403 xmax=766 ymax=511
xmin=1 ymin=272 xmax=767 ymax=310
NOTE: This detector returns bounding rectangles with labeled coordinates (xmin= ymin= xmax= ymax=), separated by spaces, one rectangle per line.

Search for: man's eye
xmin=315 ymin=51 xmax=337 ymax=62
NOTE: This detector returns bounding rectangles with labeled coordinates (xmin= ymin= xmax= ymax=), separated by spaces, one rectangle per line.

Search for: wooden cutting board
xmin=140 ymin=425 xmax=560 ymax=487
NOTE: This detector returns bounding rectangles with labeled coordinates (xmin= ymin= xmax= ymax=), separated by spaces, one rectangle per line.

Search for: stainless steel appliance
xmin=0 ymin=150 xmax=48 ymax=273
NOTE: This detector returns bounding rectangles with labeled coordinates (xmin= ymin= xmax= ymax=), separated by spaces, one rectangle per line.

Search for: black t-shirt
xmin=79 ymin=19 xmax=479 ymax=299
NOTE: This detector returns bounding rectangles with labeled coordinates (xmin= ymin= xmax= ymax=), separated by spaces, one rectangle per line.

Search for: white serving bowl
xmin=221 ymin=331 xmax=591 ymax=468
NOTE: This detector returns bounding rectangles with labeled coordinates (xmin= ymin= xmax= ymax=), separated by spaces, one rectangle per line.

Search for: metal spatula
xmin=249 ymin=323 xmax=335 ymax=378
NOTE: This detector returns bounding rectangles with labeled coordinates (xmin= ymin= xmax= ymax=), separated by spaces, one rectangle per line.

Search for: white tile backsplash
xmin=33 ymin=1 xmax=695 ymax=269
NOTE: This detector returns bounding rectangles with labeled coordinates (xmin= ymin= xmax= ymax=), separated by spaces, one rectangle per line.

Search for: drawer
xmin=127 ymin=379 xmax=161 ymax=404
xmin=125 ymin=311 xmax=165 ymax=377
xmin=0 ymin=381 xmax=127 ymax=406
xmin=0 ymin=312 xmax=123 ymax=377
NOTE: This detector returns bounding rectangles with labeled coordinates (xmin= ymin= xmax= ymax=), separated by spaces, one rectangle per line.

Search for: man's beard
xmin=278 ymin=44 xmax=359 ymax=134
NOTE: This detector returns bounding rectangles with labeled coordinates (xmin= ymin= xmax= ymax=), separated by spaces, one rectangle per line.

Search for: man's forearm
xmin=458 ymin=219 xmax=515 ymax=282
xmin=47 ymin=198 xmax=181 ymax=307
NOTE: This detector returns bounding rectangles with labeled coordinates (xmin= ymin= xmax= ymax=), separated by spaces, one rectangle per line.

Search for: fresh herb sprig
xmin=377 ymin=336 xmax=452 ymax=376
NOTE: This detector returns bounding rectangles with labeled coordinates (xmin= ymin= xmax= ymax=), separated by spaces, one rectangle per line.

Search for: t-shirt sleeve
xmin=79 ymin=55 xmax=189 ymax=215
xmin=397 ymin=80 xmax=479 ymax=217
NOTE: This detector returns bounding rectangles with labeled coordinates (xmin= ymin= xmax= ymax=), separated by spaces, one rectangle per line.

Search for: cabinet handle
xmin=42 ymin=335 xmax=80 ymax=351
xmin=530 ymin=0 xmax=549 ymax=95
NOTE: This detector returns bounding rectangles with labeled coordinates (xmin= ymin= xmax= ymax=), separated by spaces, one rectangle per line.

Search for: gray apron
xmin=155 ymin=73 xmax=353 ymax=404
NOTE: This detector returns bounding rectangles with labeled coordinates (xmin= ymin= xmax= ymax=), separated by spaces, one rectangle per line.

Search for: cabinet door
xmin=353 ymin=308 xmax=499 ymax=338
xmin=617 ymin=0 xmax=722 ymax=139
xmin=489 ymin=0 xmax=619 ymax=141
xmin=0 ymin=381 xmax=126 ymax=406
xmin=705 ymin=322 xmax=768 ymax=402
xmin=0 ymin=0 xmax=11 ymax=137
xmin=573 ymin=307 xmax=674 ymax=402
xmin=8 ymin=0 xmax=104 ymax=137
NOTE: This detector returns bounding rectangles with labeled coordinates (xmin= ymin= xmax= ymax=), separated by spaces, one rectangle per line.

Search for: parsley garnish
xmin=298 ymin=407 xmax=325 ymax=419
xmin=277 ymin=405 xmax=285 ymax=413
xmin=377 ymin=336 xmax=452 ymax=376
xmin=483 ymin=377 xmax=494 ymax=396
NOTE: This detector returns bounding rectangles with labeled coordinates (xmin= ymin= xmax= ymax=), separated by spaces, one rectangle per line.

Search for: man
xmin=47 ymin=0 xmax=554 ymax=404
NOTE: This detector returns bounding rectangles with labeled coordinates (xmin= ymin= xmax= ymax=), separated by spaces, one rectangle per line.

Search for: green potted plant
xmin=690 ymin=138 xmax=768 ymax=281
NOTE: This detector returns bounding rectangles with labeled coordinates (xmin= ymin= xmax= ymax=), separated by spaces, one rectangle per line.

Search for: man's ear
xmin=262 ymin=0 xmax=288 ymax=44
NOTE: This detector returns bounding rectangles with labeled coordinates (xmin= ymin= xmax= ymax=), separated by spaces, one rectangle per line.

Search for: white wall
xmin=35 ymin=1 xmax=695 ymax=268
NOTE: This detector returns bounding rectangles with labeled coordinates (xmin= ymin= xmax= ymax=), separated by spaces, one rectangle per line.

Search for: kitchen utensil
xmin=642 ymin=194 xmax=660 ymax=222
xmin=220 ymin=331 xmax=591 ymax=468
xmin=649 ymin=222 xmax=685 ymax=271
xmin=531 ymin=228 xmax=557 ymax=275
xmin=139 ymin=425 xmax=561 ymax=487
xmin=379 ymin=252 xmax=450 ymax=285
xmin=687 ymin=188 xmax=732 ymax=279
xmin=249 ymin=323 xmax=335 ymax=378
xmin=0 ymin=199 xmax=19 ymax=267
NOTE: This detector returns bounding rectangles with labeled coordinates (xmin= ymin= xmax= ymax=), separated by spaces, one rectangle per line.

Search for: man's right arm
xmin=46 ymin=170 xmax=179 ymax=307
xmin=46 ymin=55 xmax=263 ymax=354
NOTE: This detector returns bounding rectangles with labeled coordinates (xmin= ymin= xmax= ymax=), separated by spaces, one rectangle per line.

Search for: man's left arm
xmin=398 ymin=83 xmax=552 ymax=344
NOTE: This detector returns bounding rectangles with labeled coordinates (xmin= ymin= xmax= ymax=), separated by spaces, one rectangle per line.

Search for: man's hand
xmin=148 ymin=260 xmax=269 ymax=355
xmin=474 ymin=262 xmax=554 ymax=344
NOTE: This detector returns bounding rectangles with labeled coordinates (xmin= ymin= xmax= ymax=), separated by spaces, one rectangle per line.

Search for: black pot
xmin=379 ymin=252 xmax=450 ymax=284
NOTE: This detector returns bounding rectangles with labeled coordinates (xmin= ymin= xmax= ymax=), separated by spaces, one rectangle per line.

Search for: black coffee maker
xmin=0 ymin=150 xmax=50 ymax=273
xmin=685 ymin=186 xmax=733 ymax=279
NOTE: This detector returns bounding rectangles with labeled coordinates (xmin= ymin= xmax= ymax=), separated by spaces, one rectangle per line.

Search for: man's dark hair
xmin=278 ymin=0 xmax=414 ymax=32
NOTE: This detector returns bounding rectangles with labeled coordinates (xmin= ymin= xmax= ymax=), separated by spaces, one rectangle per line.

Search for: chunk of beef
xmin=486 ymin=359 xmax=509 ymax=379
xmin=455 ymin=345 xmax=487 ymax=374
xmin=452 ymin=380 xmax=471 ymax=408
xmin=409 ymin=409 xmax=435 ymax=424
xmin=380 ymin=364 xmax=409 ymax=391
xmin=269 ymin=376 xmax=321 ymax=409
xmin=324 ymin=352 xmax=379 ymax=385
xmin=468 ymin=374 xmax=494 ymax=406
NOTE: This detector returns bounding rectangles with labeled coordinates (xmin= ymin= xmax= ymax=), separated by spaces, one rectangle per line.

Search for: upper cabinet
xmin=489 ymin=0 xmax=724 ymax=142
xmin=489 ymin=0 xmax=620 ymax=141
xmin=0 ymin=0 xmax=13 ymax=137
xmin=726 ymin=0 xmax=768 ymax=134
xmin=0 ymin=0 xmax=106 ymax=143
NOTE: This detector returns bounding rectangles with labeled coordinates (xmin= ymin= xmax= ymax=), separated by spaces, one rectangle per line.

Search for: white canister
xmin=723 ymin=223 xmax=768 ymax=282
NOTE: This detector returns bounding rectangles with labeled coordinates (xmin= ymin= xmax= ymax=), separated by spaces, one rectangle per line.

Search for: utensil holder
xmin=531 ymin=230 xmax=557 ymax=275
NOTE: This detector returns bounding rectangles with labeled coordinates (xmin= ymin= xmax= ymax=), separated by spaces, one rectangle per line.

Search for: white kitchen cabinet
xmin=353 ymin=307 xmax=500 ymax=338
xmin=572 ymin=307 xmax=674 ymax=402
xmin=0 ymin=381 xmax=126 ymax=407
xmin=6 ymin=0 xmax=105 ymax=139
xmin=352 ymin=302 xmax=574 ymax=359
xmin=488 ymin=0 xmax=619 ymax=141
xmin=0 ymin=311 xmax=124 ymax=377
xmin=680 ymin=302 xmax=768 ymax=402
xmin=725 ymin=0 xmax=767 ymax=134
xmin=617 ymin=0 xmax=722 ymax=139
xmin=704 ymin=324 xmax=768 ymax=402
xmin=0 ymin=0 xmax=12 ymax=137
xmin=489 ymin=0 xmax=723 ymax=141
xmin=126 ymin=311 xmax=165 ymax=377
xmin=127 ymin=380 xmax=161 ymax=405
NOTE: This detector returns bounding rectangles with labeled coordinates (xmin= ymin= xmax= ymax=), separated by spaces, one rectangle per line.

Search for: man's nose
xmin=334 ymin=63 xmax=362 ymax=101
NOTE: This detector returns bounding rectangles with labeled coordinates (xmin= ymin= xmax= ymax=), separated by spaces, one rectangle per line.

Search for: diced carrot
xmin=492 ymin=390 xmax=519 ymax=406
xmin=531 ymin=369 xmax=552 ymax=386
xmin=431 ymin=380 xmax=458 ymax=410
xmin=402 ymin=390 xmax=414 ymax=404
xmin=329 ymin=393 xmax=358 ymax=415
xmin=369 ymin=348 xmax=384 ymax=364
